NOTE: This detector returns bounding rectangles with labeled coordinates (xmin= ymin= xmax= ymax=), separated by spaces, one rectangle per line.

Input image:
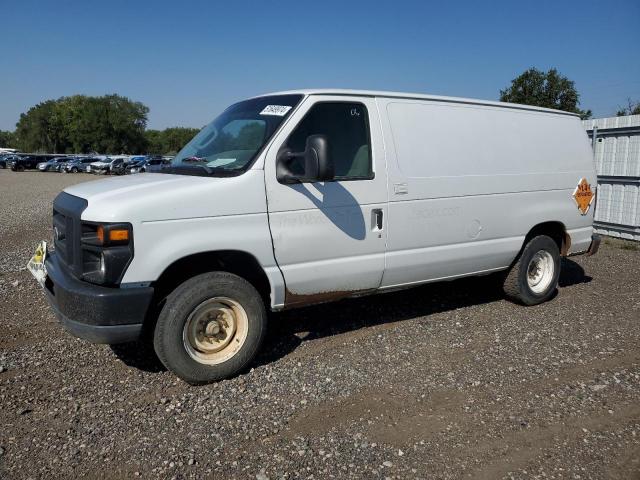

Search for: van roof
xmin=255 ymin=89 xmax=579 ymax=117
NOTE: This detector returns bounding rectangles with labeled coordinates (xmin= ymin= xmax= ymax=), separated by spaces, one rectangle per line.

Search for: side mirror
xmin=277 ymin=134 xmax=334 ymax=184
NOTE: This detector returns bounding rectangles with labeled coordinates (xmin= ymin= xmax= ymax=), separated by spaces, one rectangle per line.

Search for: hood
xmin=63 ymin=171 xmax=267 ymax=223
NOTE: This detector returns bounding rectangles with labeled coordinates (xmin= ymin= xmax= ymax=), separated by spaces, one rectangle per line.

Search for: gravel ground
xmin=0 ymin=168 xmax=639 ymax=480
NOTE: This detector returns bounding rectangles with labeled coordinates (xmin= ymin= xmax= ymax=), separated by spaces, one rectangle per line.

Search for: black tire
xmin=71 ymin=167 xmax=78 ymax=173
xmin=503 ymin=235 xmax=560 ymax=306
xmin=153 ymin=272 xmax=267 ymax=384
xmin=16 ymin=164 xmax=25 ymax=172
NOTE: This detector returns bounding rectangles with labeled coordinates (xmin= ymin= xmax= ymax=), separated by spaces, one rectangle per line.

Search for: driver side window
xmin=285 ymin=102 xmax=373 ymax=180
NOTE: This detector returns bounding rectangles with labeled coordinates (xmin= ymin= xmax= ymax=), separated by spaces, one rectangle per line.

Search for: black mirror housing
xmin=276 ymin=134 xmax=334 ymax=184
xmin=303 ymin=135 xmax=334 ymax=182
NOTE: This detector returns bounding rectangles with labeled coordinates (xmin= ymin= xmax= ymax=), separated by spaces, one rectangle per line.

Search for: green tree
xmin=144 ymin=129 xmax=164 ymax=154
xmin=160 ymin=127 xmax=200 ymax=155
xmin=0 ymin=130 xmax=15 ymax=148
xmin=145 ymin=127 xmax=199 ymax=155
xmin=616 ymin=99 xmax=640 ymax=116
xmin=14 ymin=100 xmax=62 ymax=152
xmin=13 ymin=94 xmax=149 ymax=153
xmin=500 ymin=68 xmax=591 ymax=119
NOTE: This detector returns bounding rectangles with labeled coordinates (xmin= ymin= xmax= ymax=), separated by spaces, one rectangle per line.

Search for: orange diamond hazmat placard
xmin=573 ymin=178 xmax=594 ymax=215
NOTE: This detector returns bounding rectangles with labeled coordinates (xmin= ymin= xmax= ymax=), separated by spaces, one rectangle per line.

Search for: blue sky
xmin=1 ymin=0 xmax=639 ymax=131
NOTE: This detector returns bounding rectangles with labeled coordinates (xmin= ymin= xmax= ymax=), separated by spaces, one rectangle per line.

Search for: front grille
xmin=52 ymin=192 xmax=88 ymax=277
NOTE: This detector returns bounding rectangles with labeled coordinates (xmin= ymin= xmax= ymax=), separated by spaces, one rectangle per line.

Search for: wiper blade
xmin=161 ymin=165 xmax=211 ymax=176
xmin=161 ymin=164 xmax=239 ymax=177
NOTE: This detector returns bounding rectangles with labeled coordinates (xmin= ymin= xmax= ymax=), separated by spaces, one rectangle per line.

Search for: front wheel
xmin=153 ymin=272 xmax=267 ymax=384
xmin=71 ymin=167 xmax=78 ymax=173
xmin=502 ymin=235 xmax=560 ymax=305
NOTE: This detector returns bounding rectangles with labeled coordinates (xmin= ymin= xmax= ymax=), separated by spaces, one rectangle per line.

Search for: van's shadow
xmin=291 ymin=182 xmax=366 ymax=240
xmin=559 ymin=257 xmax=592 ymax=287
xmin=111 ymin=258 xmax=589 ymax=374
xmin=256 ymin=257 xmax=590 ymax=367
xmin=110 ymin=340 xmax=166 ymax=373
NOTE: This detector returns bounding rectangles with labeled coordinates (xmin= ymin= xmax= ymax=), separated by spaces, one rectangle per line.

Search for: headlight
xmin=81 ymin=222 xmax=133 ymax=285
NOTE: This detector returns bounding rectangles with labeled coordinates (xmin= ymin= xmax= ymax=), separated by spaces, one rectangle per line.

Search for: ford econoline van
xmin=28 ymin=90 xmax=599 ymax=384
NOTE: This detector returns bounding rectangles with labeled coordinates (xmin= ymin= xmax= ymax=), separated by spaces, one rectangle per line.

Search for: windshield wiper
xmin=161 ymin=164 xmax=240 ymax=177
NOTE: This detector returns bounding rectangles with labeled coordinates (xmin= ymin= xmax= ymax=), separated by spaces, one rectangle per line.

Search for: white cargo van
xmin=28 ymin=90 xmax=599 ymax=384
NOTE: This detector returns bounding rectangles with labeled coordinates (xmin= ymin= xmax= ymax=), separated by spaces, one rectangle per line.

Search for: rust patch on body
xmin=284 ymin=288 xmax=374 ymax=309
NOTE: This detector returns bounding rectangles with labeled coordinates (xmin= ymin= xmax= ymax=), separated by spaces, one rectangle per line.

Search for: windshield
xmin=168 ymin=94 xmax=303 ymax=176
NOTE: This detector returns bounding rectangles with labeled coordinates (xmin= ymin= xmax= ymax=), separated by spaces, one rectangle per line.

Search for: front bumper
xmin=43 ymin=251 xmax=154 ymax=344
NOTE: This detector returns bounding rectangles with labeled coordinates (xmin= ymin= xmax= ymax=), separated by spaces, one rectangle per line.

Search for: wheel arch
xmin=142 ymin=249 xmax=274 ymax=337
xmin=524 ymin=221 xmax=570 ymax=256
xmin=152 ymin=250 xmax=272 ymax=305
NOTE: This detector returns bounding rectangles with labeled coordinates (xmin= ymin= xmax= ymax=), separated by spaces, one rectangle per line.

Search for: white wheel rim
xmin=527 ymin=250 xmax=555 ymax=294
xmin=182 ymin=297 xmax=249 ymax=365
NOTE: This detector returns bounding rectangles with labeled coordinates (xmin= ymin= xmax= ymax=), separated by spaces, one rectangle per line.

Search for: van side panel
xmin=377 ymin=98 xmax=595 ymax=288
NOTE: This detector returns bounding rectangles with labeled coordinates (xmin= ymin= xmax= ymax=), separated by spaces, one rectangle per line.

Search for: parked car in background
xmin=53 ymin=157 xmax=79 ymax=172
xmin=125 ymin=157 xmax=148 ymax=174
xmin=38 ymin=157 xmax=69 ymax=172
xmin=88 ymin=156 xmax=109 ymax=174
xmin=0 ymin=154 xmax=19 ymax=168
xmin=62 ymin=157 xmax=95 ymax=173
xmin=90 ymin=156 xmax=130 ymax=175
xmin=11 ymin=154 xmax=65 ymax=171
xmin=10 ymin=155 xmax=40 ymax=171
xmin=110 ymin=157 xmax=127 ymax=175
xmin=145 ymin=156 xmax=171 ymax=172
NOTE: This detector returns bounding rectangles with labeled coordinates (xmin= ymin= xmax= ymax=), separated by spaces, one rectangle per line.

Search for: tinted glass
xmin=285 ymin=102 xmax=372 ymax=179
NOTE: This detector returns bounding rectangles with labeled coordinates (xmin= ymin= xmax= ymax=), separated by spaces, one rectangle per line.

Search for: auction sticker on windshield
xmin=260 ymin=105 xmax=292 ymax=116
xmin=27 ymin=241 xmax=48 ymax=287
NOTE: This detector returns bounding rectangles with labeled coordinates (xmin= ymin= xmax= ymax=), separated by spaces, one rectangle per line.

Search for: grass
xmin=602 ymin=236 xmax=639 ymax=251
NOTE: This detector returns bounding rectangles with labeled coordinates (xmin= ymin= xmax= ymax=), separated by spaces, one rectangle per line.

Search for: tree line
xmin=0 ymin=94 xmax=199 ymax=155
xmin=1 ymin=71 xmax=638 ymax=152
xmin=500 ymin=68 xmax=637 ymax=119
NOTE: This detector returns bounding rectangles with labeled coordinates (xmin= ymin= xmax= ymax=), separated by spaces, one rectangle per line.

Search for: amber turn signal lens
xmin=109 ymin=229 xmax=129 ymax=242
xmin=96 ymin=225 xmax=105 ymax=244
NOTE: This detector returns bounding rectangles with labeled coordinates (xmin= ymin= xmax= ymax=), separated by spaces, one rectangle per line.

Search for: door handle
xmin=372 ymin=209 xmax=383 ymax=231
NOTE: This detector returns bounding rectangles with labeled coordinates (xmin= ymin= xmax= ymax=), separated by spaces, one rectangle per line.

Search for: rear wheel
xmin=71 ymin=166 xmax=78 ymax=173
xmin=16 ymin=164 xmax=25 ymax=172
xmin=503 ymin=235 xmax=560 ymax=305
xmin=153 ymin=272 xmax=267 ymax=384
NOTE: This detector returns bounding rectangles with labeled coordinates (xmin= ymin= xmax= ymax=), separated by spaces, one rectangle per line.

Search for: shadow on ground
xmin=110 ymin=340 xmax=166 ymax=373
xmin=110 ymin=258 xmax=589 ymax=374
